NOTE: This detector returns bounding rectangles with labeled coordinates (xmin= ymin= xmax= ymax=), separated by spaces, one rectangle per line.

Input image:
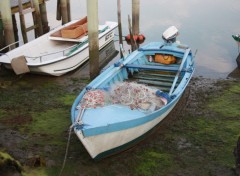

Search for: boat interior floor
xmin=80 ymin=70 xmax=182 ymax=130
xmin=129 ymin=70 xmax=182 ymax=93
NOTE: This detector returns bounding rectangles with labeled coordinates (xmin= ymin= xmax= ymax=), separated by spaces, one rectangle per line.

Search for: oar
xmin=169 ymin=48 xmax=191 ymax=96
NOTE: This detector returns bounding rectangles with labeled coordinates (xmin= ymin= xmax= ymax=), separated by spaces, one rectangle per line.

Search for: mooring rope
xmin=58 ymin=108 xmax=85 ymax=176
xmin=58 ymin=126 xmax=73 ymax=176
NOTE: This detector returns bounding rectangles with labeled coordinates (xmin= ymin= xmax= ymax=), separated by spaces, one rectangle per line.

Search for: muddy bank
xmin=0 ymin=66 xmax=240 ymax=176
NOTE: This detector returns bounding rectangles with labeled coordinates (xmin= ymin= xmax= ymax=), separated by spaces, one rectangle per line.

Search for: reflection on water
xmin=64 ymin=41 xmax=119 ymax=79
xmin=46 ymin=0 xmax=240 ymax=78
xmin=6 ymin=0 xmax=240 ymax=78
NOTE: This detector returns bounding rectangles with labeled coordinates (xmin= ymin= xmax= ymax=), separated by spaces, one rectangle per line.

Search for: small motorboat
xmin=0 ymin=17 xmax=118 ymax=76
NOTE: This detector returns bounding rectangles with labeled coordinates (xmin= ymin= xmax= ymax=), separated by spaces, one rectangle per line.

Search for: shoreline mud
xmin=0 ymin=66 xmax=240 ymax=176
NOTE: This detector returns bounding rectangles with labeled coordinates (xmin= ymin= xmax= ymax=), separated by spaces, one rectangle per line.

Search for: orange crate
xmin=61 ymin=23 xmax=88 ymax=39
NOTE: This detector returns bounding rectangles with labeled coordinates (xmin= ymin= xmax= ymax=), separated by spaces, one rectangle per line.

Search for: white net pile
xmin=80 ymin=82 xmax=167 ymax=111
xmin=110 ymin=82 xmax=166 ymax=111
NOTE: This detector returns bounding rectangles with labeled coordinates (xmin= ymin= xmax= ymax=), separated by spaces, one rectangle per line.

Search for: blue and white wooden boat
xmin=71 ymin=27 xmax=195 ymax=159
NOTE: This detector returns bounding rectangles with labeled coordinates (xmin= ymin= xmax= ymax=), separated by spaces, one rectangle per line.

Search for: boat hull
xmin=75 ymin=97 xmax=180 ymax=159
xmin=3 ymin=33 xmax=114 ymax=76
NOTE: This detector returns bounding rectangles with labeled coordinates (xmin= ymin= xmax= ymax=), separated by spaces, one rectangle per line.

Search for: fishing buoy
xmin=125 ymin=34 xmax=146 ymax=45
xmin=125 ymin=34 xmax=131 ymax=45
xmin=137 ymin=34 xmax=145 ymax=44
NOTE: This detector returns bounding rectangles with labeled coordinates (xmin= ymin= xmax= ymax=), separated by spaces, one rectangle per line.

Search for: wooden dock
xmin=0 ymin=0 xmax=49 ymax=50
xmin=10 ymin=0 xmax=47 ymax=14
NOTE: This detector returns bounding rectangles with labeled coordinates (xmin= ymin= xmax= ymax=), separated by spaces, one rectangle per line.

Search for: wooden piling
xmin=0 ymin=0 xmax=16 ymax=50
xmin=56 ymin=0 xmax=61 ymax=20
xmin=60 ymin=0 xmax=69 ymax=24
xmin=32 ymin=0 xmax=43 ymax=36
xmin=132 ymin=0 xmax=140 ymax=36
xmin=87 ymin=0 xmax=100 ymax=79
xmin=117 ymin=0 xmax=123 ymax=58
xmin=39 ymin=0 xmax=50 ymax=33
xmin=12 ymin=14 xmax=19 ymax=47
xmin=0 ymin=13 xmax=4 ymax=50
xmin=67 ymin=0 xmax=71 ymax=22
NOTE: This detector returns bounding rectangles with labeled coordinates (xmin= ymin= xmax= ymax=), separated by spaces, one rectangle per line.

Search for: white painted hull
xmin=75 ymin=99 xmax=179 ymax=159
xmin=0 ymin=21 xmax=118 ymax=76
xmin=4 ymin=35 xmax=114 ymax=76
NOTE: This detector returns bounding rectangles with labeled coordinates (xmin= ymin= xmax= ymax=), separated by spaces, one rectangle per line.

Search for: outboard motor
xmin=162 ymin=26 xmax=179 ymax=43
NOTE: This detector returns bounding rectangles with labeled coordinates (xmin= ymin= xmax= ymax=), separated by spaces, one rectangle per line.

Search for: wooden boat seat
xmin=124 ymin=64 xmax=188 ymax=72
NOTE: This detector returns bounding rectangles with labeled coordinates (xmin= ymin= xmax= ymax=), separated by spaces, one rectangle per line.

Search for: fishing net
xmin=80 ymin=82 xmax=167 ymax=111
xmin=80 ymin=89 xmax=110 ymax=109
xmin=110 ymin=82 xmax=166 ymax=111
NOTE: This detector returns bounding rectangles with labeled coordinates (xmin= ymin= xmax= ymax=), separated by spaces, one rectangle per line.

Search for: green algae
xmin=134 ymin=150 xmax=173 ymax=176
xmin=182 ymin=117 xmax=239 ymax=167
xmin=29 ymin=109 xmax=69 ymax=137
xmin=22 ymin=167 xmax=61 ymax=176
xmin=0 ymin=109 xmax=7 ymax=119
xmin=58 ymin=94 xmax=76 ymax=106
xmin=0 ymin=151 xmax=22 ymax=173
xmin=208 ymin=82 xmax=240 ymax=117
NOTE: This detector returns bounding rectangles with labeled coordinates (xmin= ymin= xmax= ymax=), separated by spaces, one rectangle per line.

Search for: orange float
xmin=125 ymin=34 xmax=146 ymax=45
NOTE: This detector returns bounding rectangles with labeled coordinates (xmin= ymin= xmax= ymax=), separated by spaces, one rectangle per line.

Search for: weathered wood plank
xmin=10 ymin=0 xmax=48 ymax=14
xmin=132 ymin=75 xmax=178 ymax=83
xmin=138 ymin=79 xmax=178 ymax=87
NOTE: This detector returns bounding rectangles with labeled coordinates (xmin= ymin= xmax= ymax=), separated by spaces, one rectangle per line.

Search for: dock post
xmin=0 ymin=13 xmax=4 ymax=50
xmin=117 ymin=0 xmax=123 ymax=58
xmin=132 ymin=0 xmax=140 ymax=36
xmin=32 ymin=0 xmax=43 ymax=36
xmin=60 ymin=0 xmax=69 ymax=24
xmin=12 ymin=14 xmax=19 ymax=47
xmin=56 ymin=0 xmax=61 ymax=20
xmin=40 ymin=0 xmax=50 ymax=33
xmin=87 ymin=0 xmax=100 ymax=79
xmin=67 ymin=0 xmax=71 ymax=22
xmin=0 ymin=0 xmax=16 ymax=50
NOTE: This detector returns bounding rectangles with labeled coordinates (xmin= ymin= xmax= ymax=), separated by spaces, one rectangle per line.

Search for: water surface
xmin=29 ymin=0 xmax=240 ymax=78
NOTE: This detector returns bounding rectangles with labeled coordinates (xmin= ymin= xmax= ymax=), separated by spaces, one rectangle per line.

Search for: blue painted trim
xmin=78 ymin=95 xmax=181 ymax=137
